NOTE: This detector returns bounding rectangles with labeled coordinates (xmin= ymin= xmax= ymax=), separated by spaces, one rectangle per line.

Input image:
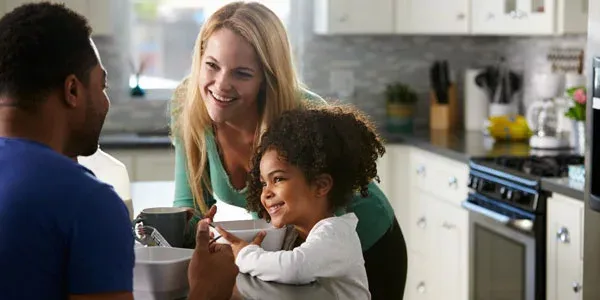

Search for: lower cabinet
xmin=547 ymin=193 xmax=584 ymax=300
xmin=104 ymin=148 xmax=176 ymax=182
xmin=378 ymin=146 xmax=469 ymax=300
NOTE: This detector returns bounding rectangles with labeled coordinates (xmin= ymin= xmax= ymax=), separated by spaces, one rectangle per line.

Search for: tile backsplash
xmin=100 ymin=0 xmax=586 ymax=133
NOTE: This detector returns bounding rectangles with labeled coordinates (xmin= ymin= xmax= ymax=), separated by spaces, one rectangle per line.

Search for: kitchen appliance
xmin=464 ymin=154 xmax=583 ymax=300
xmin=589 ymin=57 xmax=600 ymax=213
xmin=527 ymin=73 xmax=571 ymax=149
xmin=578 ymin=2 xmax=600 ymax=299
xmin=464 ymin=68 xmax=489 ymax=131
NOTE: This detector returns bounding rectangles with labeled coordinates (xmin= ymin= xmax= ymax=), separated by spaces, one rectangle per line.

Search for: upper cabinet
xmin=314 ymin=0 xmax=588 ymax=35
xmin=396 ymin=0 xmax=470 ymax=34
xmin=1 ymin=0 xmax=113 ymax=36
xmin=471 ymin=0 xmax=587 ymax=35
xmin=314 ymin=0 xmax=394 ymax=34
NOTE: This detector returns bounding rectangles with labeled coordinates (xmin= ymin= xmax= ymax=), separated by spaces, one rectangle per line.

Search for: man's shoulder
xmin=0 ymin=138 xmax=118 ymax=204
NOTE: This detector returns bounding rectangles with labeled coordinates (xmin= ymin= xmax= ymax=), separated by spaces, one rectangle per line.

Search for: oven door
xmin=462 ymin=200 xmax=536 ymax=300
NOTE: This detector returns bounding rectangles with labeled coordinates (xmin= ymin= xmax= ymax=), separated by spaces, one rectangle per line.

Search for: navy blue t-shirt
xmin=0 ymin=138 xmax=134 ymax=299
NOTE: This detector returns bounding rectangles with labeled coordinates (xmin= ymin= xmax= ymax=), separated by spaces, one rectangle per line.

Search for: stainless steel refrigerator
xmin=584 ymin=1 xmax=600 ymax=299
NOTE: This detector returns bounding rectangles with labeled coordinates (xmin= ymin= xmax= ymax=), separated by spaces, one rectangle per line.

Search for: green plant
xmin=564 ymin=86 xmax=586 ymax=122
xmin=385 ymin=82 xmax=418 ymax=104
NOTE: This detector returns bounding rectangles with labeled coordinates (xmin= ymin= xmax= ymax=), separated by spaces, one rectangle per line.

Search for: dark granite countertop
xmin=384 ymin=129 xmax=584 ymax=201
xmin=99 ymin=133 xmax=173 ymax=149
xmin=99 ymin=128 xmax=584 ymax=200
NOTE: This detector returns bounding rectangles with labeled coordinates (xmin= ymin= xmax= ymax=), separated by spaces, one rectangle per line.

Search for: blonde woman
xmin=171 ymin=2 xmax=407 ymax=299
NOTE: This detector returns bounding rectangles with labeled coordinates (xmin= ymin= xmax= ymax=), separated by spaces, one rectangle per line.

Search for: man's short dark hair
xmin=0 ymin=2 xmax=98 ymax=109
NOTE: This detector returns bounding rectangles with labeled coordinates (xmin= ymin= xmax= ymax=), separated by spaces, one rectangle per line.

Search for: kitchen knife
xmin=430 ymin=61 xmax=443 ymax=103
xmin=438 ymin=60 xmax=450 ymax=104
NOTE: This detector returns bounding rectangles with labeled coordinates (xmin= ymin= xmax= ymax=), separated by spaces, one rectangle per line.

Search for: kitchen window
xmin=129 ymin=0 xmax=292 ymax=97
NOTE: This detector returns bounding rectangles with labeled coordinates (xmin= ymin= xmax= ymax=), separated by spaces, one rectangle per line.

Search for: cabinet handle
xmin=417 ymin=282 xmax=426 ymax=293
xmin=338 ymin=15 xmax=348 ymax=22
xmin=518 ymin=10 xmax=528 ymax=19
xmin=556 ymin=227 xmax=571 ymax=244
xmin=416 ymin=165 xmax=426 ymax=176
xmin=448 ymin=176 xmax=458 ymax=188
xmin=486 ymin=13 xmax=495 ymax=20
xmin=573 ymin=282 xmax=582 ymax=293
xmin=457 ymin=13 xmax=465 ymax=20
xmin=417 ymin=217 xmax=426 ymax=229
xmin=443 ymin=222 xmax=455 ymax=230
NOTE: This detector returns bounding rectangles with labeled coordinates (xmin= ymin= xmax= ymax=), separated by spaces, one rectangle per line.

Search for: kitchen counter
xmin=99 ymin=133 xmax=173 ymax=149
xmin=386 ymin=129 xmax=585 ymax=200
xmin=541 ymin=177 xmax=584 ymax=201
xmin=384 ymin=129 xmax=533 ymax=162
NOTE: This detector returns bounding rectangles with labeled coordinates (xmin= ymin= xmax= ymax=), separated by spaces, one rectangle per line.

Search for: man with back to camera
xmin=0 ymin=3 xmax=238 ymax=300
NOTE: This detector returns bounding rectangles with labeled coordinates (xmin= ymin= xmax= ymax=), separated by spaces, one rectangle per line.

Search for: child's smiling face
xmin=258 ymin=149 xmax=329 ymax=229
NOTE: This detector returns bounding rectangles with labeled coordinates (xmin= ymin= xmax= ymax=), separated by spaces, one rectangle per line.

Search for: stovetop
xmin=471 ymin=154 xmax=584 ymax=179
xmin=467 ymin=154 xmax=584 ymax=214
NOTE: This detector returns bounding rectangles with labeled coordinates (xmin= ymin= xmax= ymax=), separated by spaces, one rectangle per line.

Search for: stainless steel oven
xmin=463 ymin=155 xmax=575 ymax=300
xmin=462 ymin=198 xmax=541 ymax=300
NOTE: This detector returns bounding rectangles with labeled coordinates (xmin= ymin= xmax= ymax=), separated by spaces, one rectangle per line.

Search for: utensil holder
xmin=430 ymin=84 xmax=458 ymax=130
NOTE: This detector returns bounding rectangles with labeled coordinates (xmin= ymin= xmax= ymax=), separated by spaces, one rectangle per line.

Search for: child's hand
xmin=216 ymin=226 xmax=266 ymax=258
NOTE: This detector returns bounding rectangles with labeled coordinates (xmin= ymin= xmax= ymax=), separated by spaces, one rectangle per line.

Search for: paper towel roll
xmin=464 ymin=68 xmax=489 ymax=131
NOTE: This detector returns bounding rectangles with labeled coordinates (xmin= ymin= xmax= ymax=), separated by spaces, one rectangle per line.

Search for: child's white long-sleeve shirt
xmin=235 ymin=213 xmax=370 ymax=300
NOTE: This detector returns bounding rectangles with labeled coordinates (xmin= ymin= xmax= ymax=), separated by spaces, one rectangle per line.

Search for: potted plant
xmin=385 ymin=82 xmax=418 ymax=133
xmin=564 ymin=86 xmax=587 ymax=154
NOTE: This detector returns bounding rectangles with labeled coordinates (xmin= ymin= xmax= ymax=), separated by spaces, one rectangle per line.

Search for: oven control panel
xmin=468 ymin=174 xmax=539 ymax=213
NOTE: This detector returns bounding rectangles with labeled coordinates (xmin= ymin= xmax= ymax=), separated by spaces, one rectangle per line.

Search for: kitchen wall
xmin=293 ymin=0 xmax=587 ymax=130
xmin=99 ymin=0 xmax=586 ymax=133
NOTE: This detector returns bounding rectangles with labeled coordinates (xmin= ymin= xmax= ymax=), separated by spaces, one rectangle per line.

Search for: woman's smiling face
xmin=199 ymin=28 xmax=264 ymax=124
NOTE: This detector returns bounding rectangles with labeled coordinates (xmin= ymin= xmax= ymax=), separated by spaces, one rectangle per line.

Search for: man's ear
xmin=313 ymin=174 xmax=333 ymax=198
xmin=63 ymin=74 xmax=80 ymax=108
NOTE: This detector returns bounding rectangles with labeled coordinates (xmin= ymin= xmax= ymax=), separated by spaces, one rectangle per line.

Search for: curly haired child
xmin=217 ymin=103 xmax=386 ymax=300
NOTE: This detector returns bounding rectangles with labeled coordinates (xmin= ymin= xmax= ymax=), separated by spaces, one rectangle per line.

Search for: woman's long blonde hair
xmin=171 ymin=2 xmax=303 ymax=214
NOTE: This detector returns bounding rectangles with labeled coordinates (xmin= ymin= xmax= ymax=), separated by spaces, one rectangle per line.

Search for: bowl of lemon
xmin=485 ymin=115 xmax=532 ymax=142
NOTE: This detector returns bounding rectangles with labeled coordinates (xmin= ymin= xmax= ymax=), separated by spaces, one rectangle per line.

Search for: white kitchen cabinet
xmin=405 ymin=147 xmax=469 ymax=300
xmin=547 ymin=193 xmax=584 ymax=300
xmin=427 ymin=195 xmax=469 ymax=300
xmin=104 ymin=148 xmax=176 ymax=182
xmin=471 ymin=0 xmax=587 ymax=35
xmin=377 ymin=144 xmax=411 ymax=233
xmin=396 ymin=0 xmax=470 ymax=34
xmin=1 ymin=0 xmax=113 ymax=36
xmin=313 ymin=0 xmax=394 ymax=34
xmin=86 ymin=0 xmax=112 ymax=36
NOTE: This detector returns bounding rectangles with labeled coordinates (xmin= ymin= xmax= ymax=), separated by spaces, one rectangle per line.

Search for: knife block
xmin=429 ymin=84 xmax=458 ymax=131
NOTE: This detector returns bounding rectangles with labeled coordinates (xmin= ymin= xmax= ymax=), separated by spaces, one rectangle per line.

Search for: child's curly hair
xmin=246 ymin=103 xmax=386 ymax=220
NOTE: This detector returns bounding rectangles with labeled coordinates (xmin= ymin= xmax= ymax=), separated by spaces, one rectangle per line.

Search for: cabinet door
xmin=387 ymin=145 xmax=411 ymax=233
xmin=102 ymin=150 xmax=135 ymax=181
xmin=54 ymin=0 xmax=87 ymax=15
xmin=397 ymin=0 xmax=469 ymax=34
xmin=427 ymin=196 xmax=469 ymax=300
xmin=87 ymin=0 xmax=111 ymax=35
xmin=135 ymin=151 xmax=176 ymax=182
xmin=404 ymin=251 xmax=431 ymax=300
xmin=472 ymin=0 xmax=555 ymax=35
xmin=6 ymin=0 xmax=44 ymax=12
xmin=314 ymin=0 xmax=394 ymax=34
xmin=547 ymin=194 xmax=584 ymax=300
xmin=408 ymin=189 xmax=429 ymax=255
